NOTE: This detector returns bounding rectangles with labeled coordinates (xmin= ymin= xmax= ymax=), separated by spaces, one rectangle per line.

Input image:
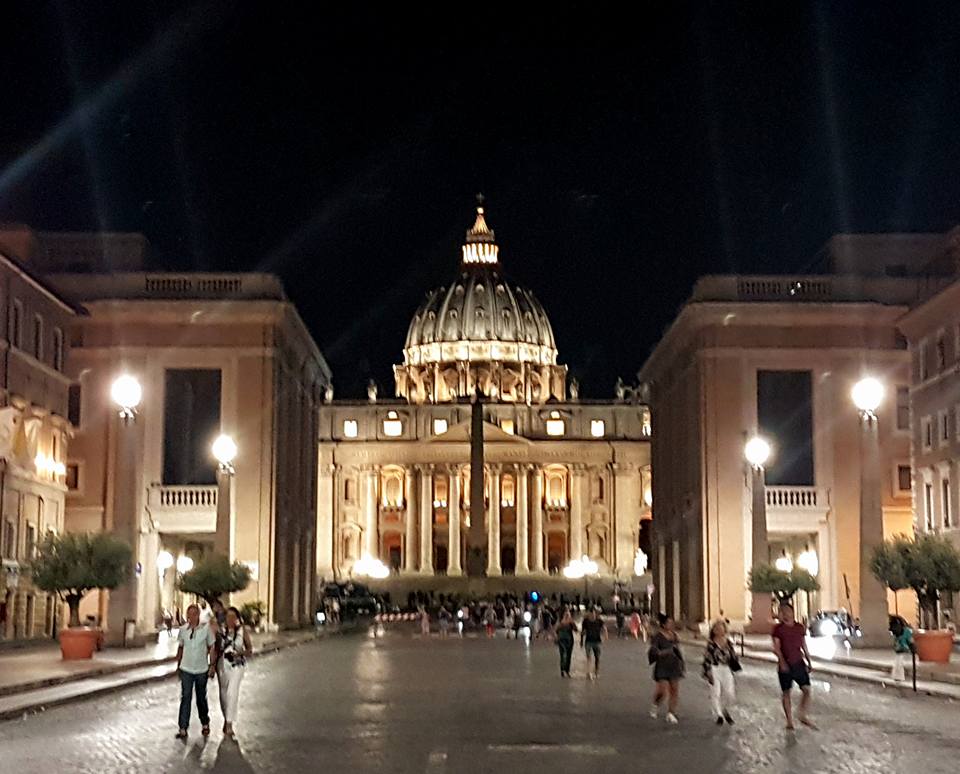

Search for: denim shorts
xmin=778 ymin=662 xmax=810 ymax=691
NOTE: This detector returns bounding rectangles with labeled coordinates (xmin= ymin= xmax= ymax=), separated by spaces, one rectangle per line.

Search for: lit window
xmin=501 ymin=475 xmax=516 ymax=507
xmin=545 ymin=410 xmax=565 ymax=437
xmin=343 ymin=420 xmax=358 ymax=438
xmin=433 ymin=418 xmax=448 ymax=435
xmin=383 ymin=410 xmax=403 ymax=437
xmin=590 ymin=419 xmax=605 ymax=437
xmin=500 ymin=419 xmax=515 ymax=435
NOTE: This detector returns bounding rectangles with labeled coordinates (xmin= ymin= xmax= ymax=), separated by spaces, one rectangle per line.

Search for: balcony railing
xmin=765 ymin=486 xmax=826 ymax=510
xmin=147 ymin=485 xmax=218 ymax=534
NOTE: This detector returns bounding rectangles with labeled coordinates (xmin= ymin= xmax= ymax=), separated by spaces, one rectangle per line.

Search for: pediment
xmin=428 ymin=419 xmax=529 ymax=444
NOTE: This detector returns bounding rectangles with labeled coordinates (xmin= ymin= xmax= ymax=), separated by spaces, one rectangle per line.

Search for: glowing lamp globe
xmin=212 ymin=434 xmax=238 ymax=466
xmin=176 ymin=555 xmax=194 ymax=574
xmin=744 ymin=436 xmax=772 ymax=468
xmin=156 ymin=550 xmax=174 ymax=571
xmin=111 ymin=375 xmax=142 ymax=411
xmin=774 ymin=555 xmax=793 ymax=573
xmin=852 ymin=377 xmax=884 ymax=414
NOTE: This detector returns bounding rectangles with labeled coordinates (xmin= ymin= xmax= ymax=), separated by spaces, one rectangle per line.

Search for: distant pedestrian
xmin=175 ymin=603 xmax=216 ymax=739
xmin=649 ymin=614 xmax=684 ymax=724
xmin=483 ymin=606 xmax=496 ymax=638
xmin=615 ymin=609 xmax=626 ymax=639
xmin=216 ymin=606 xmax=252 ymax=738
xmin=890 ymin=616 xmax=914 ymax=683
xmin=580 ymin=608 xmax=607 ymax=679
xmin=555 ymin=609 xmax=578 ymax=677
xmin=629 ymin=611 xmax=642 ymax=640
xmin=419 ymin=605 xmax=431 ymax=637
xmin=198 ymin=599 xmax=213 ymax=626
xmin=438 ymin=605 xmax=452 ymax=638
xmin=772 ymin=602 xmax=814 ymax=730
xmin=702 ymin=620 xmax=739 ymax=725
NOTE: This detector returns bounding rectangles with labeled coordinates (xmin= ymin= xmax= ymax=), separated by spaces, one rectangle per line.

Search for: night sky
xmin=3 ymin=3 xmax=960 ymax=397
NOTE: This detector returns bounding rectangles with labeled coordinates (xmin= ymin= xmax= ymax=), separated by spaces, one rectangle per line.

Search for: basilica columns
xmin=487 ymin=466 xmax=502 ymax=576
xmin=613 ymin=462 xmax=639 ymax=576
xmin=316 ymin=463 xmax=335 ymax=580
xmin=447 ymin=467 xmax=463 ymax=576
xmin=418 ymin=465 xmax=434 ymax=574
xmin=516 ymin=466 xmax=530 ymax=574
xmin=569 ymin=465 xmax=584 ymax=560
xmin=361 ymin=465 xmax=379 ymax=558
xmin=404 ymin=467 xmax=418 ymax=573
xmin=530 ymin=466 xmax=545 ymax=573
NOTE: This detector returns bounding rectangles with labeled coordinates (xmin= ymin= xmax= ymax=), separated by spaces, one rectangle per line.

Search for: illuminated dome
xmin=395 ymin=203 xmax=567 ymax=404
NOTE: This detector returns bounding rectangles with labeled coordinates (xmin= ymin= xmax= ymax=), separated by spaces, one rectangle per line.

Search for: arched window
xmin=596 ymin=476 xmax=604 ymax=502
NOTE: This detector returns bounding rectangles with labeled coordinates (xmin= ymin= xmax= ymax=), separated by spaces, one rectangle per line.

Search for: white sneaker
xmin=666 ymin=712 xmax=679 ymax=725
xmin=649 ymin=705 xmax=659 ymax=719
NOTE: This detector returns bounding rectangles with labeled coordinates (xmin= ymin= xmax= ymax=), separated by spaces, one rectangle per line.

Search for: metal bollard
xmin=912 ymin=649 xmax=917 ymax=693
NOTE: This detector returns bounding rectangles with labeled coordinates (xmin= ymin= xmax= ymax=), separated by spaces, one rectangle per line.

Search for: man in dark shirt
xmin=772 ymin=602 xmax=814 ymax=730
xmin=580 ymin=608 xmax=607 ymax=680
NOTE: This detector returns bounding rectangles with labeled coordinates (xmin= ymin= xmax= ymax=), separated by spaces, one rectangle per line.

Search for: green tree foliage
xmin=748 ymin=563 xmax=820 ymax=601
xmin=30 ymin=532 xmax=132 ymax=627
xmin=872 ymin=533 xmax=960 ymax=623
xmin=177 ymin=553 xmax=251 ymax=605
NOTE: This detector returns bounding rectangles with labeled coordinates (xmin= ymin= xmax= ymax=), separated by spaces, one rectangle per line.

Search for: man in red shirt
xmin=771 ymin=602 xmax=814 ymax=730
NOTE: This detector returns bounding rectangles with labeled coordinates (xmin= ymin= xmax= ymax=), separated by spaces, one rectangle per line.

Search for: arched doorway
xmin=501 ymin=544 xmax=516 ymax=575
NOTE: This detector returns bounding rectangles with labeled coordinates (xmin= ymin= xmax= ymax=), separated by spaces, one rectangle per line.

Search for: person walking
xmin=483 ymin=605 xmax=496 ymax=638
xmin=772 ymin=602 xmax=815 ymax=730
xmin=580 ymin=607 xmax=607 ymax=679
xmin=555 ymin=609 xmax=578 ymax=677
xmin=890 ymin=615 xmax=914 ymax=683
xmin=216 ymin=606 xmax=252 ymax=738
xmin=702 ymin=620 xmax=740 ymax=725
xmin=629 ymin=610 xmax=642 ymax=640
xmin=438 ymin=604 xmax=451 ymax=638
xmin=175 ymin=603 xmax=216 ymax=739
xmin=419 ymin=605 xmax=431 ymax=638
xmin=649 ymin=614 xmax=684 ymax=724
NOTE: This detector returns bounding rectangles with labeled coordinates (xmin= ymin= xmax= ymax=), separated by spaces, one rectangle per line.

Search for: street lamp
xmin=353 ymin=553 xmax=390 ymax=580
xmin=745 ymin=435 xmax=773 ymax=633
xmin=563 ymin=555 xmax=599 ymax=606
xmin=176 ymin=555 xmax=194 ymax=574
xmin=212 ymin=434 xmax=237 ymax=559
xmin=111 ymin=375 xmax=142 ymax=423
xmin=853 ymin=376 xmax=889 ymax=646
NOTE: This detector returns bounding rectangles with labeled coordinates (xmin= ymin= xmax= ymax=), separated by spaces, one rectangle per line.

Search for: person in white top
xmin=216 ymin=606 xmax=253 ymax=738
xmin=198 ymin=599 xmax=213 ymax=626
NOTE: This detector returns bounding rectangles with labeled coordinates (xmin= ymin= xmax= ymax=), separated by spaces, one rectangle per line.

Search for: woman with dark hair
xmin=649 ymin=614 xmax=684 ymax=724
xmin=216 ymin=606 xmax=253 ymax=738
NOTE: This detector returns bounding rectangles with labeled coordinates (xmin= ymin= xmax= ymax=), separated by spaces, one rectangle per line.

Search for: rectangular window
xmin=2 ymin=518 xmax=15 ymax=558
xmin=919 ymin=340 xmax=929 ymax=381
xmin=943 ymin=477 xmax=953 ymax=529
xmin=10 ymin=300 xmax=23 ymax=349
xmin=53 ymin=328 xmax=64 ymax=371
xmin=590 ymin=419 xmax=605 ymax=437
xmin=500 ymin=419 xmax=515 ymax=435
xmin=936 ymin=334 xmax=947 ymax=373
xmin=896 ymin=386 xmax=910 ymax=431
xmin=33 ymin=315 xmax=43 ymax=361
xmin=922 ymin=416 xmax=933 ymax=452
xmin=65 ymin=464 xmax=80 ymax=491
xmin=939 ymin=411 xmax=950 ymax=446
xmin=26 ymin=523 xmax=36 ymax=559
xmin=433 ymin=418 xmax=448 ymax=436
xmin=897 ymin=464 xmax=912 ymax=493
xmin=162 ymin=369 xmax=222 ymax=485
xmin=342 ymin=419 xmax=358 ymax=438
xmin=757 ymin=370 xmax=814 ymax=486
xmin=925 ymin=482 xmax=935 ymax=530
xmin=67 ymin=384 xmax=82 ymax=427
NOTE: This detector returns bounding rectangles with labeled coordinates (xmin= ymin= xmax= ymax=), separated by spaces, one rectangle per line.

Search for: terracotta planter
xmin=913 ymin=629 xmax=954 ymax=663
xmin=59 ymin=627 xmax=101 ymax=660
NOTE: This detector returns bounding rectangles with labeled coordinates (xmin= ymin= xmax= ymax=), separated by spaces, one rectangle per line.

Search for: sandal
xmin=176 ymin=729 xmax=188 ymax=740
xmin=201 ymin=725 xmax=211 ymax=736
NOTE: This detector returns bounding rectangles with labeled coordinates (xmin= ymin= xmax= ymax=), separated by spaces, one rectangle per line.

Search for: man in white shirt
xmin=198 ymin=599 xmax=213 ymax=626
xmin=175 ymin=603 xmax=216 ymax=739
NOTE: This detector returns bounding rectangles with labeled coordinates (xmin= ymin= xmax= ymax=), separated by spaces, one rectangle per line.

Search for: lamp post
xmin=212 ymin=434 xmax=237 ymax=559
xmin=745 ymin=435 xmax=772 ymax=634
xmin=106 ymin=375 xmax=143 ymax=645
xmin=852 ymin=377 xmax=889 ymax=647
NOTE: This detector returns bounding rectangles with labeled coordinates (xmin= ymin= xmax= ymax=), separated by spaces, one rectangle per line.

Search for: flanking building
xmin=17 ymin=231 xmax=330 ymax=639
xmin=639 ymin=233 xmax=957 ymax=629
xmin=317 ymin=206 xmax=652 ymax=594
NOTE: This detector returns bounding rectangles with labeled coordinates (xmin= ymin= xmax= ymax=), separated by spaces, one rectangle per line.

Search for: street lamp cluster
xmin=562 ymin=554 xmax=599 ymax=579
xmin=353 ymin=553 xmax=390 ymax=579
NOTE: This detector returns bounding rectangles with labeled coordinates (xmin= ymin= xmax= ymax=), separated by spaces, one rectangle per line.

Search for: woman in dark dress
xmin=649 ymin=614 xmax=684 ymax=724
xmin=555 ymin=609 xmax=578 ymax=677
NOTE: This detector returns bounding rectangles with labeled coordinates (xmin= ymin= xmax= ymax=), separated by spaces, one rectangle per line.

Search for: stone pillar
xmin=612 ymin=463 xmax=638 ymax=576
xmin=487 ymin=466 xmax=502 ymax=576
xmin=858 ymin=414 xmax=890 ymax=646
xmin=214 ymin=466 xmax=234 ymax=559
xmin=419 ymin=466 xmax=434 ymax=574
xmin=531 ymin=466 xmax=545 ymax=573
xmin=569 ymin=466 xmax=584 ymax=560
xmin=316 ymin=463 xmax=335 ymax=580
xmin=361 ymin=466 xmax=379 ymax=558
xmin=404 ymin=467 xmax=418 ymax=574
xmin=447 ymin=468 xmax=462 ymax=576
xmin=516 ymin=466 xmax=530 ymax=574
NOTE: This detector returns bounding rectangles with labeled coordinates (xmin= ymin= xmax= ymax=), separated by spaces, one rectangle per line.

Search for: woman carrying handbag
xmin=702 ymin=620 xmax=741 ymax=725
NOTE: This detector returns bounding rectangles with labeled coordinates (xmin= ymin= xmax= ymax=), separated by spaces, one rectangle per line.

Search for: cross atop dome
xmin=462 ymin=196 xmax=499 ymax=264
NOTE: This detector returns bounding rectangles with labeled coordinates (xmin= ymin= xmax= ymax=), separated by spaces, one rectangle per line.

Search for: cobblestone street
xmin=1 ymin=632 xmax=958 ymax=773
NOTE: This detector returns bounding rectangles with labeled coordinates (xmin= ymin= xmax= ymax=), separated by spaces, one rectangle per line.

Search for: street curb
xmin=0 ymin=654 xmax=179 ymax=698
xmin=678 ymin=636 xmax=960 ymax=700
xmin=0 ymin=633 xmax=318 ymax=723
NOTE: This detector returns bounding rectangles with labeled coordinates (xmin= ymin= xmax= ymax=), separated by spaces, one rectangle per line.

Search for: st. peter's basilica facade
xmin=316 ymin=206 xmax=651 ymax=591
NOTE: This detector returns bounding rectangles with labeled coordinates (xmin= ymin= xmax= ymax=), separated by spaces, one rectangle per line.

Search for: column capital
xmin=415 ymin=463 xmax=434 ymax=475
xmin=611 ymin=462 xmax=637 ymax=474
xmin=486 ymin=463 xmax=502 ymax=475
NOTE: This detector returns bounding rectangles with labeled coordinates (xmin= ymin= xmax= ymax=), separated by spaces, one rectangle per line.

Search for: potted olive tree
xmin=871 ymin=533 xmax=960 ymax=663
xmin=748 ymin=564 xmax=820 ymax=625
xmin=177 ymin=553 xmax=252 ymax=609
xmin=31 ymin=532 xmax=132 ymax=660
